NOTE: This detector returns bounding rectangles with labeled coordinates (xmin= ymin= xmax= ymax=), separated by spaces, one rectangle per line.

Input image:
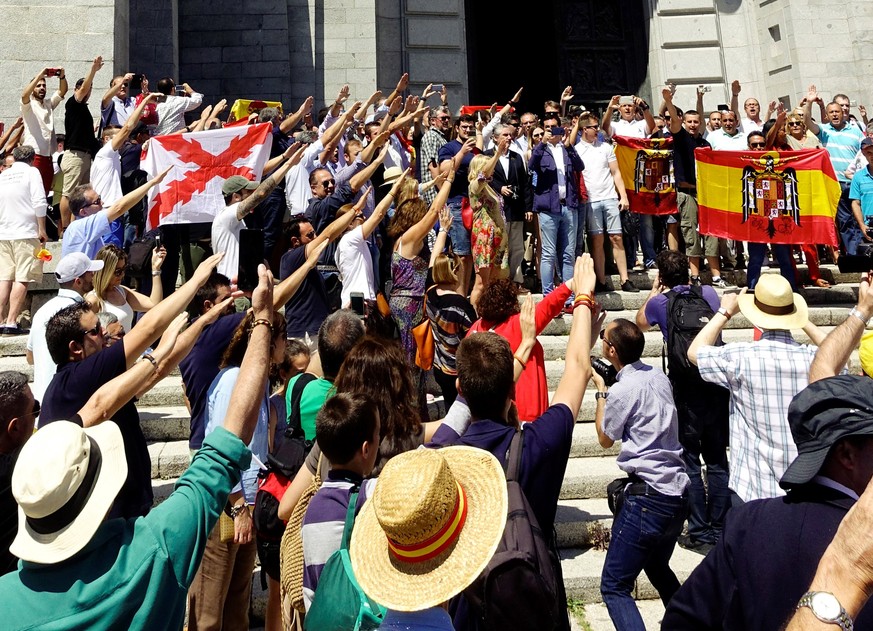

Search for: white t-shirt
xmin=707 ymin=129 xmax=749 ymax=151
xmin=575 ymin=139 xmax=618 ymax=202
xmin=0 ymin=162 xmax=46 ymax=240
xmin=153 ymin=92 xmax=204 ymax=136
xmin=20 ymin=92 xmax=63 ymax=156
xmin=90 ymin=143 xmax=124 ymax=207
xmin=212 ymin=203 xmax=245 ymax=278
xmin=337 ymin=225 xmax=375 ymax=306
xmin=547 ymin=143 xmax=567 ymax=200
xmin=740 ymin=117 xmax=763 ymax=134
xmin=27 ymin=289 xmax=83 ymax=402
xmin=285 ymin=140 xmax=324 ymax=216
xmin=609 ymin=118 xmax=650 ymax=139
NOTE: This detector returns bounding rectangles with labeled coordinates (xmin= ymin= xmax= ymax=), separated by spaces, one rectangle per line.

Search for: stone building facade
xmin=0 ymin=0 xmax=871 ymax=131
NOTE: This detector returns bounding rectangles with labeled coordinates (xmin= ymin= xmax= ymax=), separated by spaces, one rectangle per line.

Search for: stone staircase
xmin=8 ymin=246 xmax=862 ymax=627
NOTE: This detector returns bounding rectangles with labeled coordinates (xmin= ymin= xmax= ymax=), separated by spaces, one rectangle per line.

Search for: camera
xmin=591 ymin=356 xmax=618 ymax=387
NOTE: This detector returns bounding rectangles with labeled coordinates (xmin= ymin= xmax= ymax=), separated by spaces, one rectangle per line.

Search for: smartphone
xmin=45 ymin=68 xmax=62 ymax=77
xmin=154 ymin=233 xmax=162 ymax=251
xmin=175 ymin=87 xmax=186 ymax=96
xmin=551 ymin=126 xmax=566 ymax=136
xmin=130 ymin=74 xmax=144 ymax=90
xmin=717 ymin=103 xmax=730 ymax=112
xmin=698 ymin=85 xmax=712 ymax=93
xmin=432 ymin=84 xmax=444 ymax=93
xmin=238 ymin=229 xmax=265 ymax=292
xmin=350 ymin=292 xmax=365 ymax=317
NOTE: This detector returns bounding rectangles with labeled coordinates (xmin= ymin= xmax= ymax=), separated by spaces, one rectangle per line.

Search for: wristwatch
xmin=797 ymin=591 xmax=854 ymax=630
xmin=228 ymin=504 xmax=248 ymax=519
xmin=595 ymin=391 xmax=609 ymax=401
xmin=717 ymin=307 xmax=732 ymax=320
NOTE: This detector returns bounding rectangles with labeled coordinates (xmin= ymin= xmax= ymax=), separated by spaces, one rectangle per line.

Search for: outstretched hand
xmin=251 ymin=264 xmax=274 ymax=322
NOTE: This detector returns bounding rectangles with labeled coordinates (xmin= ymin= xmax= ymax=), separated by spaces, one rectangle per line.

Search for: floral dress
xmin=470 ymin=188 xmax=508 ymax=270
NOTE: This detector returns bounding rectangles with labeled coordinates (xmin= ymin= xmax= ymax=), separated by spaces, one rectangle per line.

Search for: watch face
xmin=811 ymin=592 xmax=842 ymax=620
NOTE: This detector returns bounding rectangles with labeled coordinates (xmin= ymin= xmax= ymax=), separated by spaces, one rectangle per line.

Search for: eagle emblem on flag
xmin=741 ymin=154 xmax=800 ymax=238
xmin=632 ymin=138 xmax=674 ymax=209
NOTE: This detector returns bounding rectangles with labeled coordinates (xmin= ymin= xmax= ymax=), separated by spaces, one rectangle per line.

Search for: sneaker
xmin=594 ymin=281 xmax=610 ymax=293
xmin=711 ymin=277 xmax=733 ymax=289
xmin=645 ymin=260 xmax=657 ymax=270
xmin=1 ymin=325 xmax=28 ymax=337
xmin=690 ymin=276 xmax=702 ymax=287
xmin=621 ymin=279 xmax=639 ymax=293
xmin=677 ymin=533 xmax=716 ymax=556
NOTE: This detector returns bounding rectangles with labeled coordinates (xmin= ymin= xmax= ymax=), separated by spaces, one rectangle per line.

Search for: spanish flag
xmin=696 ymin=148 xmax=839 ymax=245
xmin=613 ymin=136 xmax=677 ymax=215
xmin=228 ymin=99 xmax=284 ymax=122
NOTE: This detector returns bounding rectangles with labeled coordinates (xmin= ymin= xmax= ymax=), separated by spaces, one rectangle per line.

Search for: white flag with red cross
xmin=142 ymin=123 xmax=273 ymax=230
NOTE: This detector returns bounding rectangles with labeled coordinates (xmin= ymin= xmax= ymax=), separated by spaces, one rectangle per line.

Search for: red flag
xmin=613 ymin=136 xmax=677 ymax=215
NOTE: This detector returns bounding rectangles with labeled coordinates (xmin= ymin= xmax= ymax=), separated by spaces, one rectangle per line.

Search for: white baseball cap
xmin=54 ymin=253 xmax=104 ymax=284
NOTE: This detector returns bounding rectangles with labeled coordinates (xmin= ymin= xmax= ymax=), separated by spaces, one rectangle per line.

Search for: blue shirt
xmin=849 ymin=166 xmax=873 ymax=219
xmin=602 ymin=361 xmax=689 ymax=496
xmin=818 ymin=123 xmax=865 ymax=183
xmin=61 ymin=209 xmax=111 ymax=258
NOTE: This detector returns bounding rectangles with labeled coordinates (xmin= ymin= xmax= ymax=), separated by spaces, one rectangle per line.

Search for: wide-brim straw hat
xmin=738 ymin=274 xmax=808 ymax=330
xmin=380 ymin=166 xmax=404 ymax=187
xmin=350 ymin=446 xmax=508 ymax=611
xmin=11 ymin=420 xmax=127 ymax=564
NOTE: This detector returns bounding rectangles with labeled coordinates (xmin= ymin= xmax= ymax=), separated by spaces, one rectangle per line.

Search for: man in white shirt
xmin=212 ymin=150 xmax=306 ymax=279
xmin=707 ymin=111 xmax=748 ymax=150
xmin=285 ymin=131 xmax=325 ymax=216
xmin=152 ymin=78 xmax=203 ymax=136
xmin=574 ymin=113 xmax=636 ymax=292
xmin=0 ymin=146 xmax=48 ymax=335
xmin=20 ymin=68 xmax=68 ymax=194
xmin=26 ymin=252 xmax=103 ymax=401
xmin=602 ymin=95 xmax=655 ymax=139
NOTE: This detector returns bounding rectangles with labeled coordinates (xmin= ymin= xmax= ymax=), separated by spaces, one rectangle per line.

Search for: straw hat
xmin=350 ymin=447 xmax=507 ymax=611
xmin=10 ymin=420 xmax=127 ymax=564
xmin=738 ymin=274 xmax=808 ymax=330
xmin=380 ymin=166 xmax=405 ymax=187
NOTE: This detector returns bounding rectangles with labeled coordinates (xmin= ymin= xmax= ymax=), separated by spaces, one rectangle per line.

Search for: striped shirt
xmin=419 ymin=128 xmax=448 ymax=206
xmin=818 ymin=123 xmax=865 ymax=182
xmin=697 ymin=330 xmax=818 ymax=502
xmin=426 ymin=286 xmax=477 ymax=373
xmin=301 ymin=472 xmax=376 ymax=611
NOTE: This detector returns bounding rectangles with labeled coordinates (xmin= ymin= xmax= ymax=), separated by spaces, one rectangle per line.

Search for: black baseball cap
xmin=780 ymin=375 xmax=873 ymax=488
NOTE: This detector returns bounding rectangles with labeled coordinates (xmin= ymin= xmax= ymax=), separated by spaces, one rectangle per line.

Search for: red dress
xmin=466 ymin=284 xmax=572 ymax=421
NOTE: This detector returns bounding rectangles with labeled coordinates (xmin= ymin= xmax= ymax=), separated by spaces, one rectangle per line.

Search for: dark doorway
xmin=465 ymin=0 xmax=649 ymax=116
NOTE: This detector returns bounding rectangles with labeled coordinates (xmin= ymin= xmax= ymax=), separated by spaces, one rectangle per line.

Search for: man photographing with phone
xmin=21 ymin=66 xmax=68 ymax=194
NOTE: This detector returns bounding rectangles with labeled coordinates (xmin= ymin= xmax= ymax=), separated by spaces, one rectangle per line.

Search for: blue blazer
xmin=528 ymin=142 xmax=584 ymax=213
xmin=662 ymin=483 xmax=873 ymax=630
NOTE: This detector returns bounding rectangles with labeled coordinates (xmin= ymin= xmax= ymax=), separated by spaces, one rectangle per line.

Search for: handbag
xmin=219 ymin=509 xmax=236 ymax=543
xmin=461 ymin=196 xmax=473 ymax=231
xmin=606 ymin=477 xmax=631 ymax=517
xmin=411 ymin=286 xmax=436 ymax=371
xmin=303 ymin=490 xmax=385 ymax=631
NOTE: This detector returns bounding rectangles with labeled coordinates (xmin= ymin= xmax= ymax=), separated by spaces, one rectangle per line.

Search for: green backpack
xmin=304 ymin=490 xmax=386 ymax=631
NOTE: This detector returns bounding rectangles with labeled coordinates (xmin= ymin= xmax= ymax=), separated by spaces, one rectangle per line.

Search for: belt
xmin=625 ymin=481 xmax=685 ymax=499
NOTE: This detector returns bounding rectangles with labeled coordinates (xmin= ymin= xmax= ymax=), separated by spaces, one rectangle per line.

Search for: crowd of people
xmin=0 ymin=57 xmax=873 ymax=631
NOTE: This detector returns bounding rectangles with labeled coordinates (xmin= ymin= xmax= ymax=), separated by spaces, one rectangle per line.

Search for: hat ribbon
xmin=26 ymin=437 xmax=102 ymax=535
xmin=387 ymin=481 xmax=468 ymax=563
xmin=754 ymin=297 xmax=794 ymax=316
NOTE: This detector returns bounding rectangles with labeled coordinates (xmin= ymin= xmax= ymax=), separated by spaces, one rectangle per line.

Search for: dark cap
xmin=131 ymin=123 xmax=150 ymax=137
xmin=780 ymin=375 xmax=873 ymax=488
xmin=861 ymin=137 xmax=873 ymax=149
xmin=222 ymin=175 xmax=258 ymax=196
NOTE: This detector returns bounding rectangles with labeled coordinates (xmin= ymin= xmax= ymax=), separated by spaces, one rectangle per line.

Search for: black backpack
xmin=463 ymin=429 xmax=562 ymax=631
xmin=253 ymin=373 xmax=317 ymax=583
xmin=664 ymin=286 xmax=720 ymax=383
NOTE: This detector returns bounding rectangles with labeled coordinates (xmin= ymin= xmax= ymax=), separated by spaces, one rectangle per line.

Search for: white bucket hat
xmin=10 ymin=420 xmax=127 ymax=564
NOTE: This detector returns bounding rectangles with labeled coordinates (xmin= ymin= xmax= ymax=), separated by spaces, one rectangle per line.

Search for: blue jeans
xmin=447 ymin=199 xmax=472 ymax=255
xmin=638 ymin=213 xmax=657 ymax=266
xmin=539 ymin=206 xmax=576 ymax=296
xmin=747 ymin=242 xmax=796 ymax=290
xmin=601 ymin=491 xmax=688 ymax=631
xmin=683 ymin=450 xmax=730 ymax=544
xmin=837 ymin=181 xmax=862 ymax=255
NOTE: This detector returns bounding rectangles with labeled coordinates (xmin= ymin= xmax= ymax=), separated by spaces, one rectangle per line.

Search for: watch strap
xmin=797 ymin=591 xmax=854 ymax=631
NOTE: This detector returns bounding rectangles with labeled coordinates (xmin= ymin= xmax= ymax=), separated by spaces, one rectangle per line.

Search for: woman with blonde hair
xmin=85 ymin=244 xmax=166 ymax=332
xmin=468 ymin=137 xmax=510 ymax=309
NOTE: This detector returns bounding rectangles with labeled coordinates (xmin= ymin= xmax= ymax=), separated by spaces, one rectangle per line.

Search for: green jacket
xmin=0 ymin=427 xmax=250 ymax=630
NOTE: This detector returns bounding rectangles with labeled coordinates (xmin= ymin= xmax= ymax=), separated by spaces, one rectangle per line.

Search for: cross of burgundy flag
xmin=142 ymin=123 xmax=273 ymax=230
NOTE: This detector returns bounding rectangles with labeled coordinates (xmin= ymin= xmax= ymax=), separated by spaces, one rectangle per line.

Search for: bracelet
xmin=252 ymin=318 xmax=272 ymax=331
xmin=439 ymin=228 xmax=448 ymax=234
xmin=849 ymin=307 xmax=869 ymax=325
xmin=139 ymin=353 xmax=157 ymax=368
xmin=228 ymin=504 xmax=248 ymax=519
xmin=513 ymin=354 xmax=526 ymax=367
xmin=574 ymin=302 xmax=594 ymax=312
xmin=574 ymin=293 xmax=594 ymax=304
xmin=151 ymin=270 xmax=161 ymax=276
xmin=717 ymin=307 xmax=732 ymax=320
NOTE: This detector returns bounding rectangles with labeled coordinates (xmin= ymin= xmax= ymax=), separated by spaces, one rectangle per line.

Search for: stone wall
xmin=0 ymin=0 xmax=122 ymax=133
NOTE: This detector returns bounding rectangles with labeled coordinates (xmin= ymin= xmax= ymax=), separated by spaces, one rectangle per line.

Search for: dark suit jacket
xmin=662 ymin=483 xmax=873 ymax=630
xmin=484 ymin=149 xmax=533 ymax=222
xmin=528 ymin=142 xmax=584 ymax=213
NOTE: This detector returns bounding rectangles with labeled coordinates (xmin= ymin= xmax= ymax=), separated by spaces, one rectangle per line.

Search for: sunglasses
xmin=87 ymin=196 xmax=103 ymax=207
xmin=20 ymin=399 xmax=40 ymax=421
xmin=114 ymin=266 xmax=127 ymax=277
xmin=583 ymin=124 xmax=598 ymax=130
xmin=787 ymin=121 xmax=804 ymax=127
xmin=599 ymin=329 xmax=614 ymax=348
xmin=82 ymin=324 xmax=103 ymax=338
xmin=318 ymin=179 xmax=335 ymax=188
xmin=532 ymin=132 xmax=544 ymax=137
xmin=749 ymin=142 xmax=767 ymax=149
xmin=435 ymin=116 xmax=451 ymax=121
xmin=304 ymin=230 xmax=316 ymax=239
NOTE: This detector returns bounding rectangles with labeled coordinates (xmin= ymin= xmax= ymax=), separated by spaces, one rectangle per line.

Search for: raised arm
xmin=688 ymin=289 xmax=743 ymax=366
xmin=123 ymin=252 xmax=224 ymax=367
xmin=263 ymin=141 xmax=303 ymax=175
xmin=111 ymin=92 xmax=156 ymax=152
xmin=809 ymin=274 xmax=873 ymax=382
xmin=514 ymin=295 xmax=537 ymax=381
xmin=602 ymin=95 xmax=619 ymax=137
xmin=804 ymin=85 xmax=821 ymax=135
xmin=280 ymin=96 xmax=314 ymax=134
xmin=237 ymin=145 xmax=307 ymax=217
xmin=663 ymin=88 xmax=682 ymax=135
xmin=638 ymin=96 xmax=656 ymax=134
xmin=275 ymin=241 xmax=328 ymax=307
xmin=348 ymin=143 xmax=389 ymax=192
xmin=550 ymin=255 xmax=596 ymax=418
xmin=364 ymin=173 xmax=404 ymax=239
xmin=22 ymin=69 xmax=49 ymax=104
xmin=765 ymin=108 xmax=787 ymax=149
xmin=356 ymin=90 xmax=383 ymax=123
xmin=730 ymin=80 xmax=740 ymax=121
xmin=429 ymin=206 xmax=452 ymax=268
xmin=106 ymin=167 xmax=170 ymax=222
xmin=102 ymin=72 xmax=133 ymax=109
xmin=384 ymin=73 xmax=409 ymax=109
xmin=559 ymin=86 xmax=573 ymax=116
xmin=79 ymin=311 xmax=189 ymax=427
xmin=696 ymin=86 xmax=705 ymax=119
xmin=75 ymin=56 xmax=104 ymax=103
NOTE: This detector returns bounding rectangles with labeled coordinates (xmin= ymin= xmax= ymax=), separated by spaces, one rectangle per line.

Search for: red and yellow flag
xmin=695 ymin=148 xmax=839 ymax=245
xmin=228 ymin=99 xmax=284 ymax=122
xmin=613 ymin=136 xmax=677 ymax=215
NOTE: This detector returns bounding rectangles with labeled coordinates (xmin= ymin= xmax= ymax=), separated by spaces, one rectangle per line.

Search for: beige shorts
xmin=678 ymin=192 xmax=718 ymax=258
xmin=60 ymin=149 xmax=92 ymax=198
xmin=0 ymin=239 xmax=42 ymax=282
